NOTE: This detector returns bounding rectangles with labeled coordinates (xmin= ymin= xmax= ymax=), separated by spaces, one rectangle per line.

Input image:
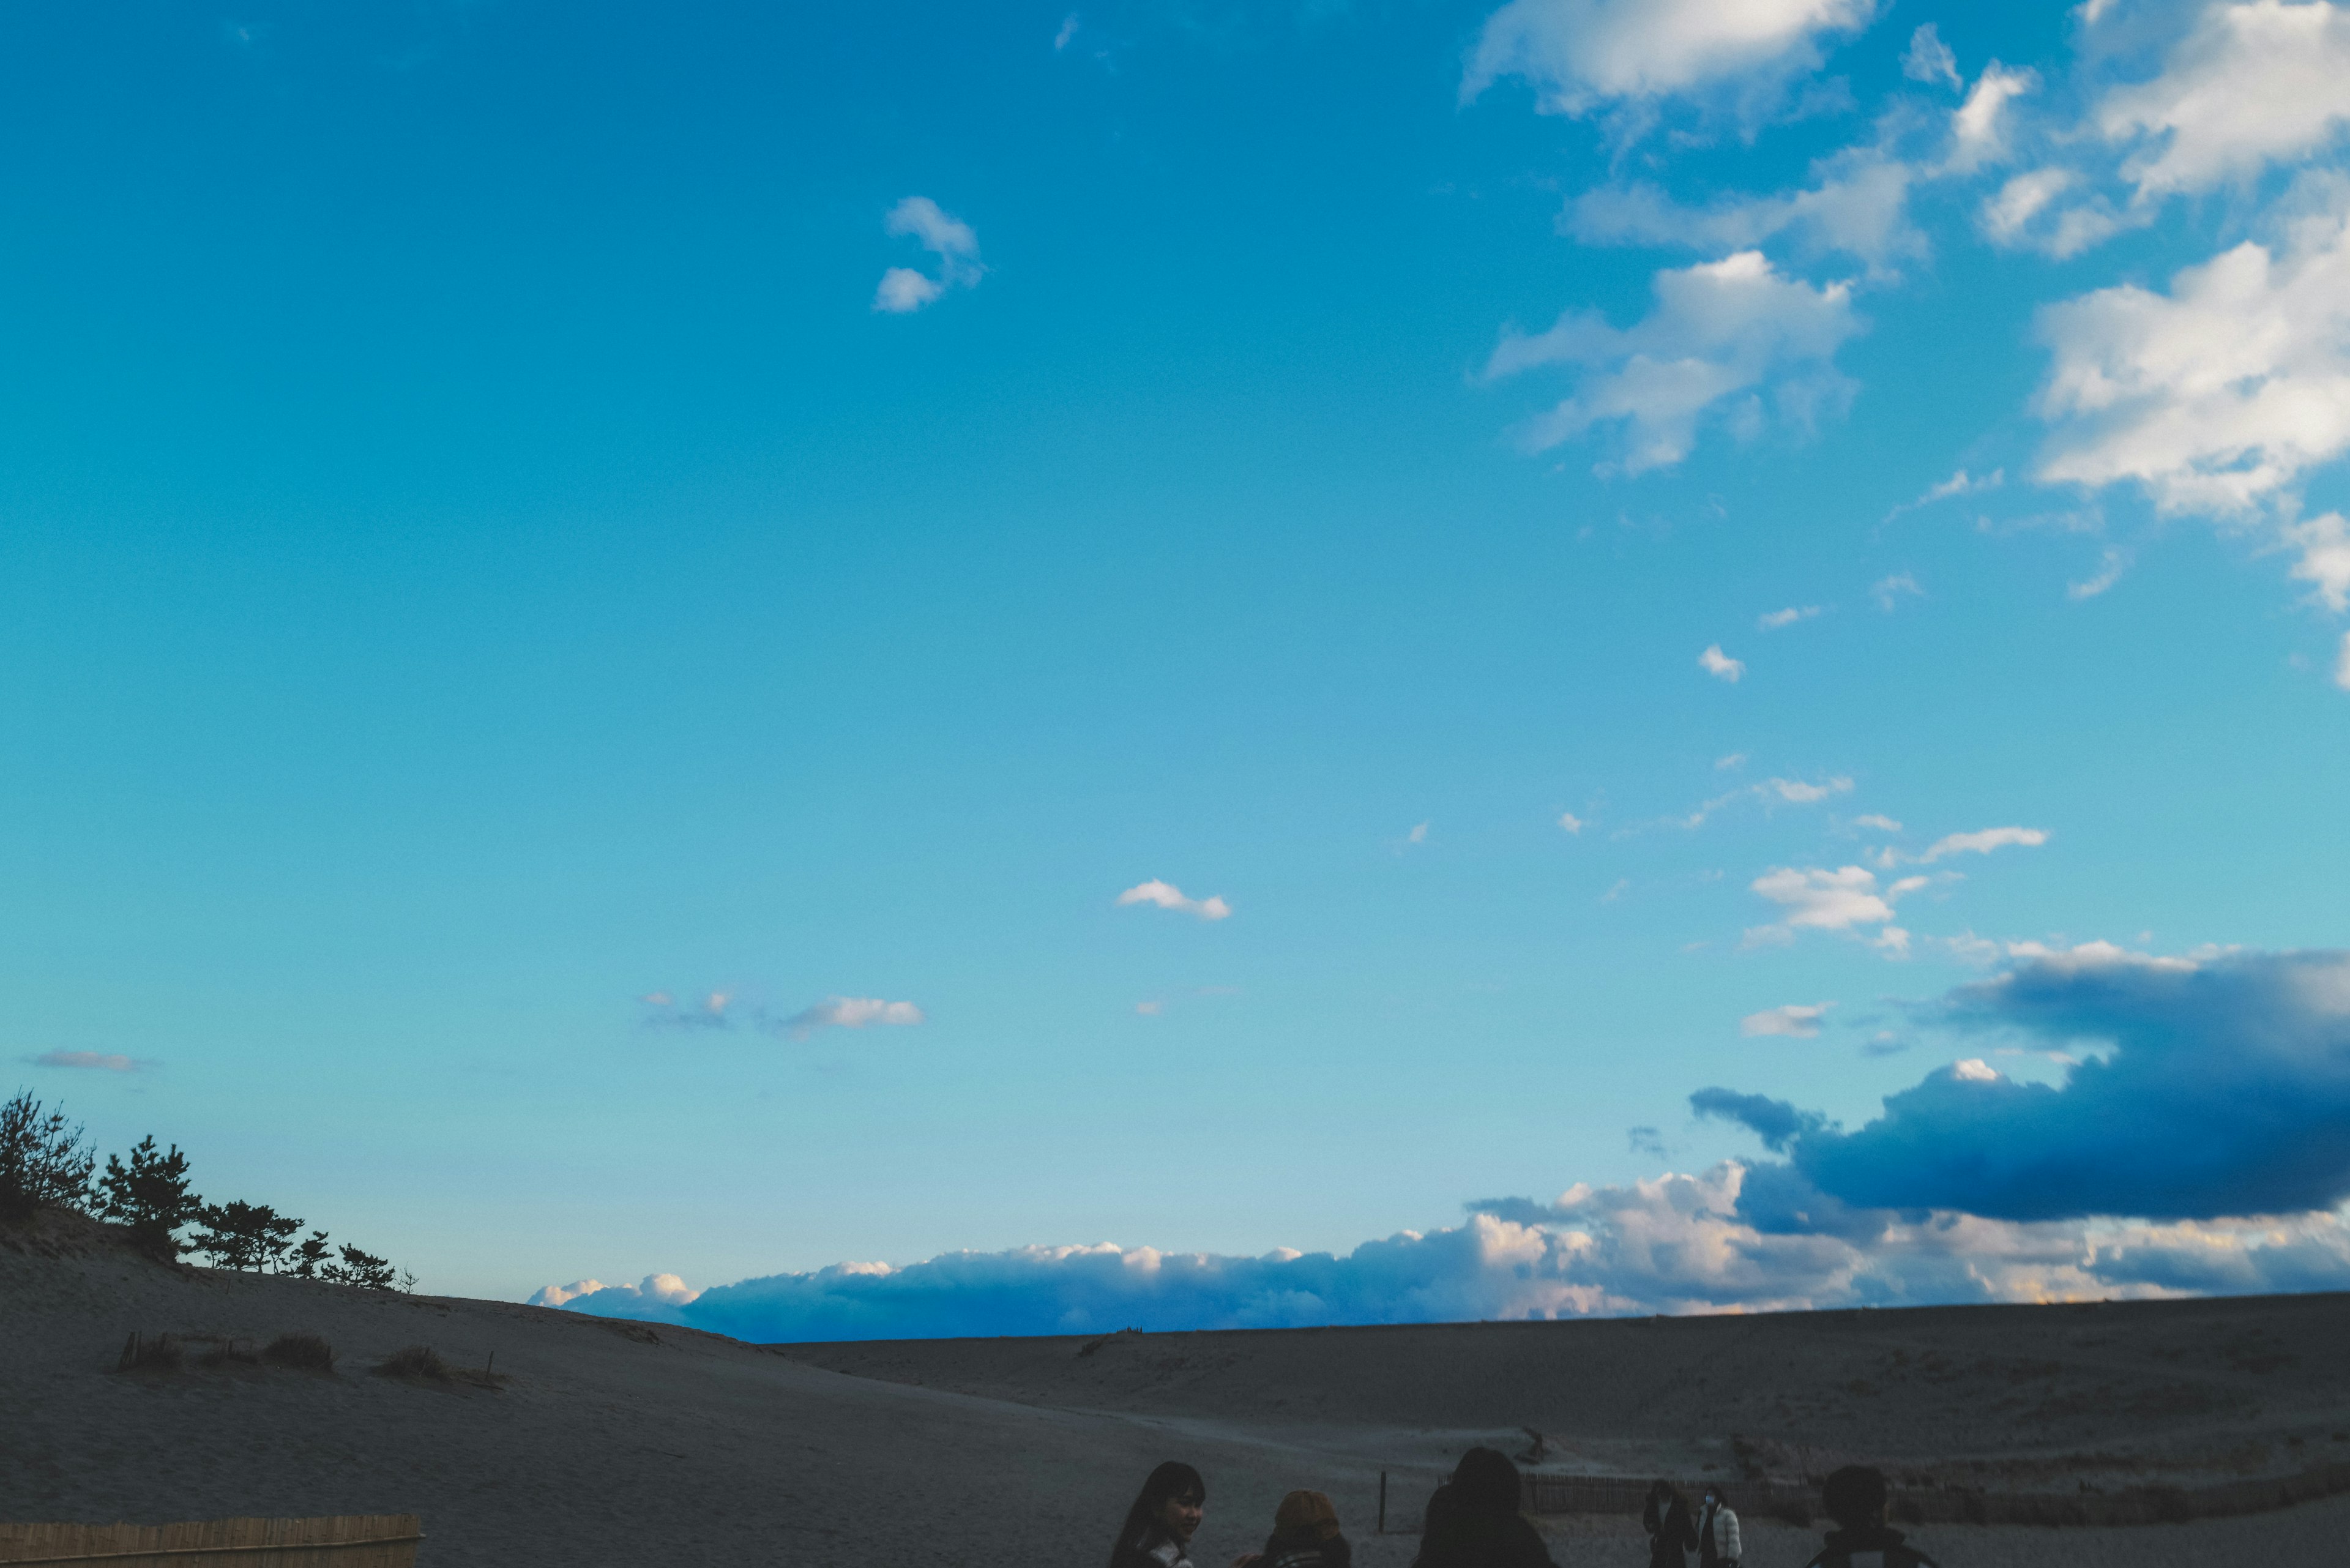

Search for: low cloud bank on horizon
xmin=537 ymin=946 xmax=2350 ymax=1342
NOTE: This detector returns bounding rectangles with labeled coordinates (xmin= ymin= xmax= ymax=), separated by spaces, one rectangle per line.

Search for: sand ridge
xmin=9 ymin=1215 xmax=2350 ymax=1567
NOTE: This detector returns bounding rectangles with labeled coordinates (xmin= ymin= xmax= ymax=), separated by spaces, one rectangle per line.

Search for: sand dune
xmin=9 ymin=1212 xmax=2350 ymax=1567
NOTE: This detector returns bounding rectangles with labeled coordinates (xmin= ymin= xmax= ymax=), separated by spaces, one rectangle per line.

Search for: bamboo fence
xmin=1513 ymin=1460 xmax=2350 ymax=1527
xmin=0 ymin=1516 xmax=421 ymax=1567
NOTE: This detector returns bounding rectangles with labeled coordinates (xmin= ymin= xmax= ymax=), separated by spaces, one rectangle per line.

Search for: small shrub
xmin=197 ymin=1336 xmax=260 ymax=1368
xmin=116 ymin=1331 xmax=182 ymax=1373
xmin=264 ymin=1332 xmax=335 ymax=1373
xmin=373 ymin=1344 xmax=450 ymax=1381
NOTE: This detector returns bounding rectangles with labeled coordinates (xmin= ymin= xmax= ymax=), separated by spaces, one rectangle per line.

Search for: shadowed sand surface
xmin=8 ymin=1215 xmax=2350 ymax=1567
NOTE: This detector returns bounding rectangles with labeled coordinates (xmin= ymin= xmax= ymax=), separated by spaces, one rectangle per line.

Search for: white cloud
xmin=543 ymin=1160 xmax=2350 ymax=1339
xmin=1135 ymin=999 xmax=1165 ymax=1016
xmin=1854 ymin=813 xmax=1903 ymax=831
xmin=2335 ymin=629 xmax=2350 ymax=689
xmin=1742 ymin=1001 xmax=1836 ymax=1037
xmin=2099 ymin=0 xmax=2350 ymax=198
xmin=2035 ymin=184 xmax=2350 ymax=515
xmin=1761 ymin=775 xmax=1852 ymax=804
xmin=531 ymin=1273 xmax=702 ymax=1311
xmin=1871 ymin=571 xmax=1924 ymax=610
xmin=1558 ymin=812 xmax=1586 ymax=833
xmin=33 ymin=1050 xmax=138 ymax=1072
xmin=2285 ymin=511 xmax=2350 ymax=610
xmin=1979 ymin=166 xmax=2132 ymax=257
xmin=1565 ymin=140 xmax=1926 ymax=273
xmin=873 ymin=196 xmax=984 ymax=315
xmin=1698 ymin=644 xmax=1746 ymax=682
xmin=1887 ymin=466 xmax=2002 ymax=520
xmin=1486 ymin=251 xmax=1863 ymax=474
xmin=1748 ymin=865 xmax=1902 ymax=950
xmin=1715 ymin=752 xmax=1747 ymax=770
xmin=1461 ymin=0 xmax=1877 ymax=121
xmin=1407 ymin=821 xmax=1431 ymax=845
xmin=1117 ymin=879 xmax=1233 ymax=920
xmin=1951 ymin=1056 xmax=2004 ymax=1083
xmin=1918 ymin=826 xmax=2050 ymax=862
xmin=1945 ymin=63 xmax=2039 ymax=174
xmin=1757 ymin=605 xmax=1822 ymax=629
xmin=1054 ymin=12 xmax=1079 ymax=49
xmin=1901 ymin=22 xmax=1960 ymax=88
xmin=1676 ymin=774 xmax=1850 ymax=829
xmin=782 ymin=996 xmax=926 ymax=1037
xmin=2068 ymin=545 xmax=2133 ymax=599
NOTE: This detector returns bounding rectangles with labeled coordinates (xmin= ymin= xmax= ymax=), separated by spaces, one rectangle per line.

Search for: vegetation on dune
xmin=1 ymin=1087 xmax=412 ymax=1290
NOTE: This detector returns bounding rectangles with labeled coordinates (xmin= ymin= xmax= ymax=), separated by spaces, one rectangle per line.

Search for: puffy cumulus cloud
xmin=1742 ymin=1002 xmax=1835 ymax=1037
xmin=1116 ymin=879 xmax=1232 ymax=920
xmin=2283 ymin=510 xmax=2350 ymax=610
xmin=873 ymin=196 xmax=983 ymax=315
xmin=2098 ymin=0 xmax=2350 ymax=199
xmin=1746 ymin=865 xmax=1908 ymax=952
xmin=542 ymin=1161 xmax=2350 ymax=1338
xmin=2035 ymin=185 xmax=2350 ymax=516
xmin=1699 ymin=946 xmax=2350 ymax=1222
xmin=1486 ymin=252 xmax=1863 ymax=474
xmin=1462 ymin=0 xmax=1876 ymax=123
xmin=530 ymin=1274 xmax=702 ymax=1312
xmin=1945 ymin=63 xmax=2040 ymax=174
xmin=2337 ymin=629 xmax=2350 ymax=689
xmin=781 ymin=996 xmax=925 ymax=1037
xmin=552 ymin=1220 xmax=1608 ymax=1340
xmin=1698 ymin=644 xmax=1745 ymax=682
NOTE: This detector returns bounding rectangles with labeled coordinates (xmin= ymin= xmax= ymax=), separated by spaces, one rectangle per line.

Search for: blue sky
xmin=10 ymin=0 xmax=2350 ymax=1333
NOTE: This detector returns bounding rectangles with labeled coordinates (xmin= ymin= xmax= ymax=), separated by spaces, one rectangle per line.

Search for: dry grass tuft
xmin=115 ymin=1331 xmax=182 ymax=1373
xmin=264 ymin=1332 xmax=335 ymax=1373
xmin=373 ymin=1343 xmax=451 ymax=1381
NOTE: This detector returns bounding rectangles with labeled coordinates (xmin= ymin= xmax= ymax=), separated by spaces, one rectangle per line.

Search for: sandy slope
xmin=7 ymin=1217 xmax=2349 ymax=1567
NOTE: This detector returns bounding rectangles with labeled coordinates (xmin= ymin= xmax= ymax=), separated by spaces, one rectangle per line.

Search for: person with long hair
xmin=1409 ymin=1447 xmax=1556 ymax=1568
xmin=1643 ymin=1479 xmax=1696 ymax=1568
xmin=1233 ymin=1489 xmax=1351 ymax=1568
xmin=1109 ymin=1460 xmax=1210 ymax=1568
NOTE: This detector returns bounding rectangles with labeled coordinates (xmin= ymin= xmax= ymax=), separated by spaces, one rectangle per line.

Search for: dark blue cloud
xmin=1695 ymin=947 xmax=2350 ymax=1223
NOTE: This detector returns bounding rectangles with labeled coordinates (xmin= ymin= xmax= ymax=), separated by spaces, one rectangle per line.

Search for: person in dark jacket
xmin=1409 ymin=1447 xmax=1556 ymax=1568
xmin=1801 ymin=1466 xmax=1939 ymax=1568
xmin=1109 ymin=1461 xmax=1209 ymax=1568
xmin=1641 ymin=1481 xmax=1696 ymax=1568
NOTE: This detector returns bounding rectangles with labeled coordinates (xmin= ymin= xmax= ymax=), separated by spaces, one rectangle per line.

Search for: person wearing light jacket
xmin=1696 ymin=1488 xmax=1740 ymax=1568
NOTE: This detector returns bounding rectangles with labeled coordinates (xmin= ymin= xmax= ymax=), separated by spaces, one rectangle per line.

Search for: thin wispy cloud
xmin=2068 ymin=545 xmax=2132 ymax=600
xmin=32 ymin=1050 xmax=140 ymax=1072
xmin=873 ymin=196 xmax=984 ymax=315
xmin=1557 ymin=812 xmax=1584 ymax=834
xmin=781 ymin=996 xmax=925 ymax=1039
xmin=1871 ymin=571 xmax=1923 ymax=611
xmin=641 ymin=991 xmax=733 ymax=1029
xmin=1886 ymin=467 xmax=2002 ymax=521
xmin=1117 ymin=879 xmax=1232 ymax=920
xmin=1741 ymin=1001 xmax=1835 ymax=1037
xmin=1901 ymin=23 xmax=1961 ymax=91
xmin=1756 ymin=605 xmax=1821 ymax=630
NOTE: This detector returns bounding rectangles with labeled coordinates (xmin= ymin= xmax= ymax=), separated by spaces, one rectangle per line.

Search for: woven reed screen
xmin=0 ymin=1515 xmax=422 ymax=1567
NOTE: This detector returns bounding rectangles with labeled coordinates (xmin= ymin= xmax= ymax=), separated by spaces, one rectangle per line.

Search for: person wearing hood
xmin=1409 ymin=1447 xmax=1556 ymax=1568
xmin=1802 ymin=1466 xmax=1939 ymax=1568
